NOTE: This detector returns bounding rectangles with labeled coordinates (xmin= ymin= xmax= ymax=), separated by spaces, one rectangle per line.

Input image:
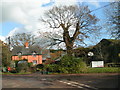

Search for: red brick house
xmin=11 ymin=42 xmax=43 ymax=65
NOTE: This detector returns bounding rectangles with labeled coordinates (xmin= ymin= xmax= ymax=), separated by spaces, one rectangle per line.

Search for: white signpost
xmin=91 ymin=61 xmax=104 ymax=68
xmin=88 ymin=52 xmax=104 ymax=67
xmin=88 ymin=52 xmax=94 ymax=57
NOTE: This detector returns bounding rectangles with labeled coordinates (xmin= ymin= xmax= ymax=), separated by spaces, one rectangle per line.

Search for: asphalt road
xmin=2 ymin=73 xmax=120 ymax=90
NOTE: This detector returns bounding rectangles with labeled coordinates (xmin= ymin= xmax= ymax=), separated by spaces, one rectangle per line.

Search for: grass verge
xmin=1 ymin=72 xmax=32 ymax=75
xmin=1 ymin=67 xmax=120 ymax=75
xmin=86 ymin=67 xmax=120 ymax=73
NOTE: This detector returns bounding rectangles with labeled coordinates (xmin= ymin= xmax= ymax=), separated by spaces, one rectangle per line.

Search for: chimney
xmin=25 ymin=42 xmax=29 ymax=48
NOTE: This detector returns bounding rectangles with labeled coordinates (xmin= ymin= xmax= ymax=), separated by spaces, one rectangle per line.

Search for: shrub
xmin=36 ymin=64 xmax=44 ymax=69
xmin=44 ymin=64 xmax=59 ymax=73
xmin=28 ymin=62 xmax=33 ymax=67
xmin=36 ymin=64 xmax=44 ymax=71
xmin=58 ymin=55 xmax=87 ymax=73
xmin=28 ymin=67 xmax=36 ymax=73
xmin=16 ymin=60 xmax=29 ymax=73
xmin=78 ymin=61 xmax=87 ymax=73
xmin=43 ymin=55 xmax=87 ymax=74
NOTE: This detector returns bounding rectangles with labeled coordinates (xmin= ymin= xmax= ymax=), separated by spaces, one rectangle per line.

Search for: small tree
xmin=1 ymin=40 xmax=11 ymax=67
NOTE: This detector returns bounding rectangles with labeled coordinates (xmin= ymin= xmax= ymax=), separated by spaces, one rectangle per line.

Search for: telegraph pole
xmin=7 ymin=36 xmax=11 ymax=50
xmin=8 ymin=36 xmax=13 ymax=51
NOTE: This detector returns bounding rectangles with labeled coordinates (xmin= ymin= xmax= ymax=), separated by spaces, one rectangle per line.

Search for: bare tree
xmin=105 ymin=2 xmax=120 ymax=39
xmin=41 ymin=5 xmax=100 ymax=56
xmin=8 ymin=33 xmax=36 ymax=47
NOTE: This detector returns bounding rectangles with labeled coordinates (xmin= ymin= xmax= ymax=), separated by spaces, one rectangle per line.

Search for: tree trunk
xmin=66 ymin=46 xmax=73 ymax=56
xmin=66 ymin=42 xmax=74 ymax=56
xmin=62 ymin=24 xmax=74 ymax=56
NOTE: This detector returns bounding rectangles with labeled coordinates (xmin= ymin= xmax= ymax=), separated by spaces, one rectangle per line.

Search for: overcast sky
xmin=0 ymin=0 xmax=116 ymax=46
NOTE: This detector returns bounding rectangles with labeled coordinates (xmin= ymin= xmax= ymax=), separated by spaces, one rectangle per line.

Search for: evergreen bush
xmin=44 ymin=55 xmax=87 ymax=74
xmin=59 ymin=55 xmax=87 ymax=73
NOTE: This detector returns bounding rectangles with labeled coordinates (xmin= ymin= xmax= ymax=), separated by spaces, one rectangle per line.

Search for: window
xmin=33 ymin=60 xmax=37 ymax=65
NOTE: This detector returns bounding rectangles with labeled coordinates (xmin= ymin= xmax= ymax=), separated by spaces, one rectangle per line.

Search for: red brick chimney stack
xmin=25 ymin=42 xmax=29 ymax=48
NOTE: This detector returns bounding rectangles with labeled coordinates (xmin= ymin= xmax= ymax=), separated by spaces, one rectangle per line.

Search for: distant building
xmin=73 ymin=39 xmax=120 ymax=64
xmin=92 ymin=39 xmax=120 ymax=63
xmin=11 ymin=42 xmax=43 ymax=65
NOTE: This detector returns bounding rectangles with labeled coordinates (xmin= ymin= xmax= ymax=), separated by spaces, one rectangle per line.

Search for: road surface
xmin=2 ymin=73 xmax=120 ymax=90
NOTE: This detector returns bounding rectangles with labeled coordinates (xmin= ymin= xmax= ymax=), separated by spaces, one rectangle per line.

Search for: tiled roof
xmin=12 ymin=45 xmax=41 ymax=55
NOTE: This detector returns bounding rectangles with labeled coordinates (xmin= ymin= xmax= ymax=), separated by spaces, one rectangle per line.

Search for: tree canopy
xmin=105 ymin=2 xmax=120 ymax=39
xmin=41 ymin=5 xmax=100 ymax=55
xmin=7 ymin=33 xmax=37 ymax=47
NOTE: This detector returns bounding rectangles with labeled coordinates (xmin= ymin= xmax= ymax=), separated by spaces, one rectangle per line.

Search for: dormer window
xmin=17 ymin=52 xmax=22 ymax=58
xmin=18 ymin=52 xmax=22 ymax=56
xmin=32 ymin=51 xmax=36 ymax=57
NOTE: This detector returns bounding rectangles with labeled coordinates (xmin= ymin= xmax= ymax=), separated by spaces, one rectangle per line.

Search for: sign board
xmin=91 ymin=61 xmax=104 ymax=68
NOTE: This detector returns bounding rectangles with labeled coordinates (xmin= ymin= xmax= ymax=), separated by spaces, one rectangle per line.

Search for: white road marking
xmin=59 ymin=80 xmax=98 ymax=89
xmin=69 ymin=81 xmax=97 ymax=89
xmin=59 ymin=80 xmax=83 ymax=88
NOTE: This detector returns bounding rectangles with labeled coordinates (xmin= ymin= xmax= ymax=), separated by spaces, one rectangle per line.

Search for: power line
xmin=90 ymin=2 xmax=117 ymax=13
